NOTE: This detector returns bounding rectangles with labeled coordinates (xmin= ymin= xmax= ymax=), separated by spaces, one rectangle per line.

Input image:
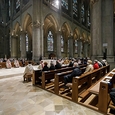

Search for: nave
xmin=0 ymin=67 xmax=103 ymax=115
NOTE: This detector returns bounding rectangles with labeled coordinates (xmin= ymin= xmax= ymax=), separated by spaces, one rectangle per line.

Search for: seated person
xmin=63 ymin=62 xmax=82 ymax=88
xmin=49 ymin=61 xmax=55 ymax=70
xmin=55 ymin=61 xmax=61 ymax=69
xmin=14 ymin=59 xmax=20 ymax=68
xmin=101 ymin=59 xmax=108 ymax=66
xmin=109 ymin=76 xmax=115 ymax=114
xmin=38 ymin=61 xmax=44 ymax=70
xmin=6 ymin=59 xmax=12 ymax=69
xmin=42 ymin=62 xmax=49 ymax=71
xmin=84 ymin=60 xmax=94 ymax=73
xmin=93 ymin=60 xmax=99 ymax=69
xmin=23 ymin=62 xmax=33 ymax=81
xmin=97 ymin=60 xmax=103 ymax=67
xmin=68 ymin=60 xmax=73 ymax=67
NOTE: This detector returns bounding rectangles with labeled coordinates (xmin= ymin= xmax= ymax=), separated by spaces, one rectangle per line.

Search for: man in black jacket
xmin=63 ymin=62 xmax=82 ymax=88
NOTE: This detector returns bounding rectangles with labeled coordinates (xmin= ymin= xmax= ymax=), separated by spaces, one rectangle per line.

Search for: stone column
xmin=83 ymin=42 xmax=88 ymax=57
xmin=77 ymin=40 xmax=82 ymax=57
xmin=91 ymin=0 xmax=114 ymax=63
xmin=20 ymin=32 xmax=26 ymax=58
xmin=32 ymin=25 xmax=41 ymax=62
xmin=11 ymin=36 xmax=17 ymax=58
xmin=69 ymin=36 xmax=73 ymax=58
xmin=32 ymin=0 xmax=43 ymax=62
xmin=56 ymin=31 xmax=61 ymax=59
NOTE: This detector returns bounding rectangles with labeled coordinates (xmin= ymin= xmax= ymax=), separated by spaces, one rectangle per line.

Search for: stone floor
xmin=0 ymin=66 xmax=104 ymax=115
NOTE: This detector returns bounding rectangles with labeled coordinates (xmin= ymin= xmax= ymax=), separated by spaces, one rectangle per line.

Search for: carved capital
xmin=90 ymin=0 xmax=99 ymax=4
xmin=33 ymin=20 xmax=41 ymax=27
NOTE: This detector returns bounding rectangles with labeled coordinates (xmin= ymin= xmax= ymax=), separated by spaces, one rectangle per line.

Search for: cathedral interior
xmin=0 ymin=0 xmax=115 ymax=115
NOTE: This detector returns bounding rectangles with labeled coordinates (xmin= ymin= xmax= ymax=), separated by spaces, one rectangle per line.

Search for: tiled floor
xmin=0 ymin=67 xmax=104 ymax=115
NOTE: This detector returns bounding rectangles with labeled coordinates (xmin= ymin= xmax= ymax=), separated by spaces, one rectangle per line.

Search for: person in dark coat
xmin=55 ymin=61 xmax=61 ymax=69
xmin=49 ymin=61 xmax=55 ymax=70
xmin=42 ymin=62 xmax=49 ymax=71
xmin=68 ymin=60 xmax=73 ymax=67
xmin=64 ymin=62 xmax=82 ymax=88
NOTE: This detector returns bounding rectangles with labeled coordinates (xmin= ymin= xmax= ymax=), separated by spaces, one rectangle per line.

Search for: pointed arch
xmin=73 ymin=28 xmax=80 ymax=40
xmin=44 ymin=14 xmax=58 ymax=35
xmin=61 ymin=22 xmax=71 ymax=39
xmin=23 ymin=13 xmax=32 ymax=36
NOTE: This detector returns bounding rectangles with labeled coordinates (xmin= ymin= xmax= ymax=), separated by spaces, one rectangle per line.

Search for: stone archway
xmin=23 ymin=14 xmax=32 ymax=60
xmin=61 ymin=22 xmax=71 ymax=57
xmin=43 ymin=14 xmax=58 ymax=58
xmin=11 ymin=22 xmax=21 ymax=58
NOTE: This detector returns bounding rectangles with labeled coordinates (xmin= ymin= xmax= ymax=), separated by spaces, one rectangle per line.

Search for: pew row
xmin=54 ymin=65 xmax=110 ymax=101
xmin=77 ymin=67 xmax=115 ymax=114
xmin=32 ymin=64 xmax=86 ymax=90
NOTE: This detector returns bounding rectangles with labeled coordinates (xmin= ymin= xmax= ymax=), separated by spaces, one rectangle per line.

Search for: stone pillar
xmin=77 ymin=40 xmax=82 ymax=57
xmin=69 ymin=36 xmax=73 ymax=58
xmin=11 ymin=36 xmax=17 ymax=58
xmin=56 ymin=31 xmax=61 ymax=59
xmin=20 ymin=32 xmax=26 ymax=58
xmin=91 ymin=0 xmax=114 ymax=63
xmin=32 ymin=0 xmax=43 ymax=62
xmin=32 ymin=25 xmax=41 ymax=62
xmin=83 ymin=42 xmax=88 ymax=57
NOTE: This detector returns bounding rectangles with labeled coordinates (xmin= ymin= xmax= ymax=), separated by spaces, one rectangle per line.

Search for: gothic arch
xmin=73 ymin=28 xmax=80 ymax=40
xmin=61 ymin=22 xmax=71 ymax=39
xmin=23 ymin=13 xmax=32 ymax=36
xmin=14 ymin=22 xmax=20 ymax=36
xmin=44 ymin=14 xmax=58 ymax=36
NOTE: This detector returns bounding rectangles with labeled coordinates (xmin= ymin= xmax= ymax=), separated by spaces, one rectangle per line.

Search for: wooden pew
xmin=78 ymin=68 xmax=115 ymax=114
xmin=33 ymin=64 xmax=86 ymax=89
xmin=54 ymin=67 xmax=86 ymax=95
xmin=41 ymin=67 xmax=77 ymax=89
xmin=72 ymin=65 xmax=109 ymax=103
xmin=54 ymin=66 xmax=107 ymax=102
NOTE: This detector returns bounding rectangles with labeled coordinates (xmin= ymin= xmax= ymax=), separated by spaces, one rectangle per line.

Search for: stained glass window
xmin=9 ymin=0 xmax=11 ymax=18
xmin=61 ymin=0 xmax=68 ymax=10
xmin=61 ymin=36 xmax=64 ymax=52
xmin=26 ymin=34 xmax=28 ymax=52
xmin=51 ymin=0 xmax=60 ymax=9
xmin=81 ymin=2 xmax=85 ymax=24
xmin=47 ymin=31 xmax=54 ymax=51
xmin=87 ymin=8 xmax=90 ymax=28
xmin=16 ymin=0 xmax=20 ymax=12
xmin=43 ymin=0 xmax=60 ymax=9
xmin=73 ymin=0 xmax=78 ymax=19
xmin=75 ymin=40 xmax=78 ymax=53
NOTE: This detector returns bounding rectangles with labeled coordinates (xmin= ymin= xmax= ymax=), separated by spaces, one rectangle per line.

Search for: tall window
xmin=51 ymin=0 xmax=60 ymax=9
xmin=87 ymin=8 xmax=90 ymax=28
xmin=74 ymin=40 xmax=78 ymax=53
xmin=47 ymin=31 xmax=54 ymax=51
xmin=16 ymin=0 xmax=20 ymax=12
xmin=73 ymin=0 xmax=78 ymax=19
xmin=81 ymin=2 xmax=85 ymax=24
xmin=9 ymin=0 xmax=11 ymax=18
xmin=26 ymin=34 xmax=28 ymax=52
xmin=61 ymin=36 xmax=64 ymax=52
xmin=43 ymin=0 xmax=60 ymax=9
xmin=61 ymin=0 xmax=68 ymax=10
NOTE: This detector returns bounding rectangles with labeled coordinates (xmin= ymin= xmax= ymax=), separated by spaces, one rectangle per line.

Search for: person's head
xmin=73 ymin=62 xmax=78 ymax=67
xmin=44 ymin=62 xmax=48 ymax=66
xmin=87 ymin=60 xmax=92 ymax=65
xmin=94 ymin=60 xmax=98 ymax=63
xmin=28 ymin=61 xmax=31 ymax=64
xmin=50 ymin=61 xmax=54 ymax=66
